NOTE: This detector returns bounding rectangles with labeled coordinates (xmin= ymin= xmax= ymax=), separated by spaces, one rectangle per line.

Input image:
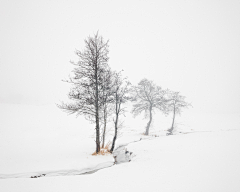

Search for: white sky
xmin=0 ymin=0 xmax=239 ymax=113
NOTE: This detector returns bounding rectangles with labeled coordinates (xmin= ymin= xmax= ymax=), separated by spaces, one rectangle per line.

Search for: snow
xmin=0 ymin=104 xmax=113 ymax=175
xmin=0 ymin=104 xmax=240 ymax=191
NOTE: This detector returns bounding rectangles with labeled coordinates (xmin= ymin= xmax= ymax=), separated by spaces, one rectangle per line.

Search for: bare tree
xmin=166 ymin=91 xmax=191 ymax=135
xmin=99 ymin=68 xmax=114 ymax=148
xmin=131 ymin=79 xmax=167 ymax=135
xmin=57 ymin=32 xmax=109 ymax=154
xmin=110 ymin=72 xmax=131 ymax=153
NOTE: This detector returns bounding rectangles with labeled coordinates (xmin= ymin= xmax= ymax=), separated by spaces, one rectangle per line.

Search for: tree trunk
xmin=110 ymin=117 xmax=118 ymax=153
xmin=145 ymin=105 xmax=152 ymax=135
xmin=110 ymin=97 xmax=119 ymax=153
xmin=95 ymin=61 xmax=100 ymax=154
xmin=96 ymin=116 xmax=100 ymax=153
xmin=168 ymin=104 xmax=176 ymax=135
xmin=101 ymin=107 xmax=107 ymax=148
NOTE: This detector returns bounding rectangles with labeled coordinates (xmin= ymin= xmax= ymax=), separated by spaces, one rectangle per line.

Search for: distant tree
xmin=57 ymin=32 xmax=110 ymax=154
xmin=110 ymin=72 xmax=131 ymax=153
xmin=166 ymin=91 xmax=191 ymax=135
xmin=131 ymin=79 xmax=167 ymax=135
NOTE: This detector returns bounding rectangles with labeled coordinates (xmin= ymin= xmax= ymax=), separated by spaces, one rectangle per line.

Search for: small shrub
xmin=92 ymin=141 xmax=112 ymax=156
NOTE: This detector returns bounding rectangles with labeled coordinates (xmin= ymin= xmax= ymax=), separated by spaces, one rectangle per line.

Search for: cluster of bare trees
xmin=58 ymin=33 xmax=131 ymax=154
xmin=58 ymin=33 xmax=191 ymax=154
xmin=131 ymin=79 xmax=191 ymax=136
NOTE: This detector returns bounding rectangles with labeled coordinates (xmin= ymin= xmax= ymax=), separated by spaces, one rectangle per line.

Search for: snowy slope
xmin=0 ymin=131 xmax=240 ymax=192
xmin=0 ymin=104 xmax=113 ymax=175
xmin=0 ymin=104 xmax=240 ymax=191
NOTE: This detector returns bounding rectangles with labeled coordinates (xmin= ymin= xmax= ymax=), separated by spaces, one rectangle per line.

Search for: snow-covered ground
xmin=0 ymin=104 xmax=240 ymax=191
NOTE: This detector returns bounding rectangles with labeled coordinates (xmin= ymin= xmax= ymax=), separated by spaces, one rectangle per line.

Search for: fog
xmin=1 ymin=0 xmax=240 ymax=113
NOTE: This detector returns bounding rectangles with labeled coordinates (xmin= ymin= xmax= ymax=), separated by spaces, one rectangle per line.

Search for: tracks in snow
xmin=0 ymin=138 xmax=145 ymax=179
xmin=0 ymin=161 xmax=114 ymax=179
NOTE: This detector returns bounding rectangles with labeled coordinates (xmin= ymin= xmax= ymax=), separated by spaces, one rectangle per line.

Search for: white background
xmin=1 ymin=0 xmax=240 ymax=113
